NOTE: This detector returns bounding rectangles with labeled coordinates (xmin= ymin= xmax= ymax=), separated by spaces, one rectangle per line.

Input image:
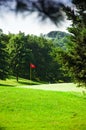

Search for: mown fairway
xmin=0 ymin=79 xmax=86 ymax=130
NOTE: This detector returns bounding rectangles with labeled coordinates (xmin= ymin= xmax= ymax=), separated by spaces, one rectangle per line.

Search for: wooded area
xmin=0 ymin=0 xmax=86 ymax=86
xmin=0 ymin=29 xmax=71 ymax=82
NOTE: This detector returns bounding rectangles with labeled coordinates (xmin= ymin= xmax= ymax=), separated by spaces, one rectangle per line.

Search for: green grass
xmin=0 ymin=76 xmax=42 ymax=87
xmin=0 ymin=78 xmax=86 ymax=130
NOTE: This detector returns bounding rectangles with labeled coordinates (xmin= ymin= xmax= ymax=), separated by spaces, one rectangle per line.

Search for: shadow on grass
xmin=0 ymin=84 xmax=15 ymax=87
xmin=0 ymin=127 xmax=6 ymax=130
xmin=18 ymin=81 xmax=40 ymax=85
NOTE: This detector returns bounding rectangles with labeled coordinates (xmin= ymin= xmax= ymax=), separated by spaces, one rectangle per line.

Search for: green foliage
xmin=0 ymin=32 xmax=9 ymax=79
xmin=69 ymin=27 xmax=86 ymax=84
xmin=58 ymin=24 xmax=86 ymax=85
xmin=45 ymin=31 xmax=71 ymax=82
xmin=8 ymin=32 xmax=34 ymax=81
xmin=0 ymin=29 xmax=71 ymax=83
xmin=7 ymin=31 xmax=70 ymax=83
xmin=54 ymin=0 xmax=86 ymax=86
xmin=44 ymin=31 xmax=70 ymax=49
xmin=45 ymin=31 xmax=69 ymax=39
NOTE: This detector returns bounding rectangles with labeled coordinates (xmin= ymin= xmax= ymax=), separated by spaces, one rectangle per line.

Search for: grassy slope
xmin=0 ymin=76 xmax=42 ymax=87
xmin=0 ymin=78 xmax=86 ymax=130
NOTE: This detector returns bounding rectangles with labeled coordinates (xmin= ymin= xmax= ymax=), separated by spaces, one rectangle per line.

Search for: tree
xmin=26 ymin=35 xmax=53 ymax=81
xmin=0 ymin=30 xmax=9 ymax=79
xmin=0 ymin=30 xmax=71 ymax=82
xmin=57 ymin=1 xmax=86 ymax=86
xmin=60 ymin=26 xmax=86 ymax=85
xmin=26 ymin=34 xmax=70 ymax=83
xmin=8 ymin=32 xmax=33 ymax=81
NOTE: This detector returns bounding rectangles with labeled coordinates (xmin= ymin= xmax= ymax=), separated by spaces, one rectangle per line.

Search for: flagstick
xmin=30 ymin=67 xmax=32 ymax=81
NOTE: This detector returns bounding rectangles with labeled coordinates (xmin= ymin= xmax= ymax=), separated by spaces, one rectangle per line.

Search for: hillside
xmin=44 ymin=31 xmax=69 ymax=39
xmin=44 ymin=31 xmax=70 ymax=48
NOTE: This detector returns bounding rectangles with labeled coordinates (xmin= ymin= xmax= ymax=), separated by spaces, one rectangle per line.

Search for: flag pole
xmin=30 ymin=63 xmax=36 ymax=81
xmin=30 ymin=65 xmax=32 ymax=81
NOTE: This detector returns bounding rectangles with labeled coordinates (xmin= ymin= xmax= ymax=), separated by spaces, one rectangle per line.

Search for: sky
xmin=0 ymin=12 xmax=71 ymax=36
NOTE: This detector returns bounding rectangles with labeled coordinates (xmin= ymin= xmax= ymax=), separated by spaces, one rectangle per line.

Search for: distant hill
xmin=44 ymin=31 xmax=70 ymax=48
xmin=44 ymin=31 xmax=69 ymax=39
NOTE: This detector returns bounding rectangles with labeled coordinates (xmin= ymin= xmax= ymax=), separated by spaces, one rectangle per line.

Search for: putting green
xmin=18 ymin=83 xmax=86 ymax=92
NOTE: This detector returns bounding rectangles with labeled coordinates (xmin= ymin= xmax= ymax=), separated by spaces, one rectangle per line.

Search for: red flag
xmin=30 ymin=63 xmax=36 ymax=69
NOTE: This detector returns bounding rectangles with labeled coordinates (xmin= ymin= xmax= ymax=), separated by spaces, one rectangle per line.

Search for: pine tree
xmin=0 ymin=30 xmax=9 ymax=79
xmin=58 ymin=1 xmax=86 ymax=86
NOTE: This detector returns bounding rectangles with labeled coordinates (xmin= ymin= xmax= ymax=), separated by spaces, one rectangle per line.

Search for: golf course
xmin=0 ymin=0 xmax=86 ymax=129
xmin=0 ymin=77 xmax=86 ymax=130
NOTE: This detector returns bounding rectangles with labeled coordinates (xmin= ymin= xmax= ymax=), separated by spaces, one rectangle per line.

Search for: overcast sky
xmin=0 ymin=12 xmax=71 ymax=35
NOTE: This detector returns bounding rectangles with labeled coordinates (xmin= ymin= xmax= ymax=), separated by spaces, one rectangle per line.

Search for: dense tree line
xmin=56 ymin=1 xmax=86 ymax=86
xmin=0 ymin=30 xmax=70 ymax=83
xmin=0 ymin=29 xmax=9 ymax=79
